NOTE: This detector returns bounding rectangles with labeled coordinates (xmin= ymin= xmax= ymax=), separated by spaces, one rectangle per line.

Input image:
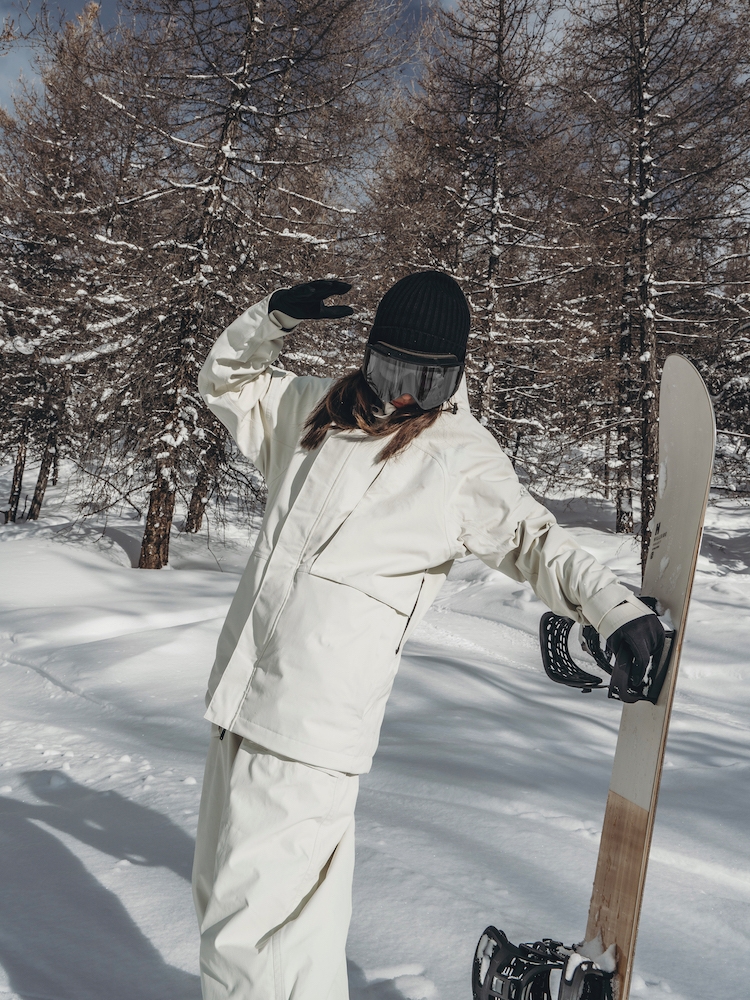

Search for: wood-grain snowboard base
xmin=586 ymin=790 xmax=650 ymax=994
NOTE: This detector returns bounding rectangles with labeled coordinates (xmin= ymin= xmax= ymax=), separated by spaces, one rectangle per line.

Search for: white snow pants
xmin=192 ymin=726 xmax=359 ymax=1000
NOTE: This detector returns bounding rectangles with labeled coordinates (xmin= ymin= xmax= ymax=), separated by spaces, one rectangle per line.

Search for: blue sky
xmin=0 ymin=1 xmax=120 ymax=107
xmin=0 ymin=1 xmax=429 ymax=108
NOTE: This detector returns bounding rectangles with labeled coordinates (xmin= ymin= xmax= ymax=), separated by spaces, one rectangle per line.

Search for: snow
xmin=578 ymin=936 xmax=616 ymax=973
xmin=1 ymin=471 xmax=749 ymax=999
xmin=563 ymin=952 xmax=587 ymax=982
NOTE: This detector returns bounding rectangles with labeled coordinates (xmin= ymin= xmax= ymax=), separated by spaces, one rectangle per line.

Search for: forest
xmin=1 ymin=0 xmax=749 ymax=568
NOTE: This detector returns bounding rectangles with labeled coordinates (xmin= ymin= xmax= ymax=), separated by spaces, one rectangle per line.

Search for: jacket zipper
xmin=396 ymin=577 xmax=425 ymax=655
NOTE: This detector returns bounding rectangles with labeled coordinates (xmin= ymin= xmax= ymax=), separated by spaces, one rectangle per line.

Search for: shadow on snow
xmin=0 ymin=771 xmax=200 ymax=1000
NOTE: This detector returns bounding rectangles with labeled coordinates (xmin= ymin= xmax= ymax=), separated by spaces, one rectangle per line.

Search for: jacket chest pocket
xmin=307 ymin=557 xmax=425 ymax=618
xmin=305 ymin=561 xmax=426 ymax=658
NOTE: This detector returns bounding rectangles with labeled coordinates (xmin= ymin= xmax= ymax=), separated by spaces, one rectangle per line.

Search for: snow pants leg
xmin=192 ymin=727 xmax=359 ymax=1000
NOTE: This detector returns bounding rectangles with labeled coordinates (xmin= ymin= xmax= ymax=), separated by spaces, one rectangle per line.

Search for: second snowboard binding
xmin=472 ymin=927 xmax=613 ymax=1000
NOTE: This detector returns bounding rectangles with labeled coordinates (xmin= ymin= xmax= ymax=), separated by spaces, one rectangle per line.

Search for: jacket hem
xmin=202 ymin=708 xmax=372 ymax=774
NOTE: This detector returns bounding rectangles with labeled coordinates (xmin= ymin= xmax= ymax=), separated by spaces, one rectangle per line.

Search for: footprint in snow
xmin=629 ymin=973 xmax=681 ymax=998
xmin=361 ymin=965 xmax=436 ymax=999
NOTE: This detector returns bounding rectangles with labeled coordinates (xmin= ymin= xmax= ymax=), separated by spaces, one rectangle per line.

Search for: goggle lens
xmin=364 ymin=345 xmax=463 ymax=410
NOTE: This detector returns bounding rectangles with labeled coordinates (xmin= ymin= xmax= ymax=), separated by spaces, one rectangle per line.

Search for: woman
xmin=193 ymin=271 xmax=661 ymax=1000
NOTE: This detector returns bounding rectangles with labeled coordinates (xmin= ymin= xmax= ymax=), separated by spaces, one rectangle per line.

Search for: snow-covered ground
xmin=1 ymin=465 xmax=749 ymax=1000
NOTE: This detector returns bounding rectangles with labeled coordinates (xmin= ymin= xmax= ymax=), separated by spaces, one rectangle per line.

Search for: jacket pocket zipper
xmin=396 ymin=577 xmax=425 ymax=655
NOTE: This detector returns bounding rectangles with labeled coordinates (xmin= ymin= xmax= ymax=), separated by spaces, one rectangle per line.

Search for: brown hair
xmin=301 ymin=370 xmax=442 ymax=461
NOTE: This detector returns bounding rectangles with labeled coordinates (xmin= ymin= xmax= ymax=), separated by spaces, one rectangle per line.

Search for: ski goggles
xmin=363 ymin=343 xmax=464 ymax=410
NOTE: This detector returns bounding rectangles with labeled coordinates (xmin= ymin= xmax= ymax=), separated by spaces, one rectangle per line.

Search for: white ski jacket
xmin=198 ymin=295 xmax=647 ymax=773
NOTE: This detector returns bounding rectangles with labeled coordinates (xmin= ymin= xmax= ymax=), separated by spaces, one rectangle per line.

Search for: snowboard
xmin=471 ymin=355 xmax=715 ymax=1000
xmin=585 ymin=354 xmax=715 ymax=998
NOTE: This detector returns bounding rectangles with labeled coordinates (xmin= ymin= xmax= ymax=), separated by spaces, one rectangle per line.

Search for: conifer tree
xmin=369 ymin=0 xmax=596 ymax=479
xmin=556 ymin=0 xmax=750 ymax=551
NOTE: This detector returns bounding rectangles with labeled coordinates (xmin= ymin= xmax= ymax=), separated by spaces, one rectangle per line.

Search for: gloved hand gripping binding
xmin=539 ymin=598 xmax=674 ymax=704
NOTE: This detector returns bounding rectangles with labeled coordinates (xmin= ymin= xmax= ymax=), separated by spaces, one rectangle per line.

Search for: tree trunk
xmin=636 ymin=0 xmax=658 ymax=569
xmin=616 ymin=278 xmax=635 ymax=534
xmin=615 ymin=444 xmax=633 ymax=532
xmin=480 ymin=372 xmax=494 ymax=426
xmin=511 ymin=427 xmax=523 ymax=468
xmin=138 ymin=25 xmax=256 ymax=564
xmin=604 ymin=418 xmax=611 ymax=501
xmin=139 ymin=463 xmax=177 ymax=568
xmin=185 ymin=462 xmax=212 ymax=534
xmin=7 ymin=436 xmax=27 ymax=522
xmin=26 ymin=432 xmax=55 ymax=521
xmin=639 ymin=291 xmax=659 ymax=568
xmin=486 ymin=0 xmax=506 ymax=292
xmin=615 ymin=40 xmax=641 ymax=537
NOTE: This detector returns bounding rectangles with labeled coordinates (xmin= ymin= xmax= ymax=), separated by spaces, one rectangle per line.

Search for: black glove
xmin=608 ymin=613 xmax=665 ymax=689
xmin=268 ymin=279 xmax=353 ymax=321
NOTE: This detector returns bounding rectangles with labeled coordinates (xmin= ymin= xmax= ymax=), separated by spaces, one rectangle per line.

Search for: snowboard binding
xmin=540 ymin=614 xmax=608 ymax=692
xmin=472 ymin=927 xmax=613 ymax=1000
xmin=539 ymin=602 xmax=675 ymax=705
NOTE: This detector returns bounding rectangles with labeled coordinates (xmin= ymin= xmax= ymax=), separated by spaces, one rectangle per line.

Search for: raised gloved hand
xmin=608 ymin=613 xmax=665 ymax=694
xmin=268 ymin=279 xmax=353 ymax=321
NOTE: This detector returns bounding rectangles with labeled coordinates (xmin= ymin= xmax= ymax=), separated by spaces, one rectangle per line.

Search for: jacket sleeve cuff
xmin=580 ymin=583 xmax=651 ymax=638
xmin=199 ymin=295 xmax=300 ymax=401
xmin=268 ymin=306 xmax=303 ymax=333
xmin=596 ymin=592 xmax=653 ymax=639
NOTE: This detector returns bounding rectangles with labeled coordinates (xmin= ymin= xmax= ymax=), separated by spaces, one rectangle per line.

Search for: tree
xmin=556 ymin=0 xmax=750 ymax=553
xmin=367 ymin=0 xmax=612 ymax=484
xmin=95 ymin=0 xmax=403 ymax=567
xmin=0 ymin=0 xmax=404 ymax=558
xmin=0 ymin=5 xmax=163 ymax=522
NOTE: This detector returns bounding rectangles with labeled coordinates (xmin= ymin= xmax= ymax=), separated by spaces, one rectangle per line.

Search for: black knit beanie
xmin=368 ymin=271 xmax=470 ymax=362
